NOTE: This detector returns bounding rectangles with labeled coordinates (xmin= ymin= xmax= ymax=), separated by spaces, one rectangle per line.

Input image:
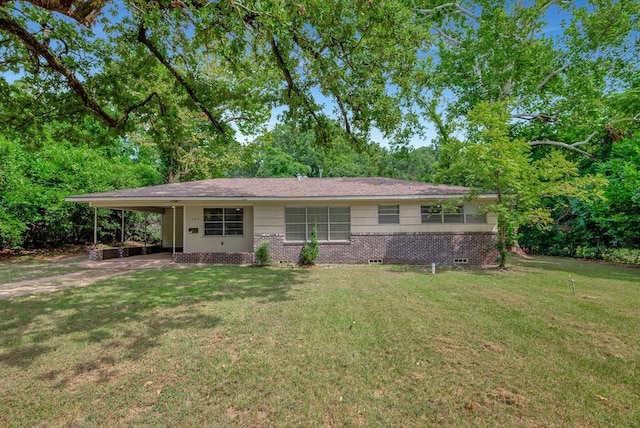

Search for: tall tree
xmin=1 ymin=0 xmax=428 ymax=179
xmin=416 ymin=0 xmax=640 ymax=155
xmin=438 ymin=101 xmax=606 ymax=267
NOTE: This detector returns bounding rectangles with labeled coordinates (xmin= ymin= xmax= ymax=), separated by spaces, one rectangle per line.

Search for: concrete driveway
xmin=0 ymin=253 xmax=174 ymax=300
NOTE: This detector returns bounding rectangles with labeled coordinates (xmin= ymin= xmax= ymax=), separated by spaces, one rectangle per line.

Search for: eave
xmin=66 ymin=193 xmax=497 ymax=206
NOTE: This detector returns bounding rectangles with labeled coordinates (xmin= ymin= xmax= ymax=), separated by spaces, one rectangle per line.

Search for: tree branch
xmin=432 ymin=26 xmax=461 ymax=48
xmin=269 ymin=35 xmax=294 ymax=98
xmin=115 ymin=91 xmax=160 ymax=123
xmin=498 ymin=76 xmax=514 ymax=100
xmin=269 ymin=35 xmax=323 ymax=129
xmin=532 ymin=113 xmax=640 ymax=156
xmin=513 ymin=62 xmax=570 ymax=107
xmin=512 ymin=112 xmax=559 ymax=122
xmin=3 ymin=0 xmax=109 ymax=26
xmin=530 ymin=139 xmax=594 ymax=157
xmin=539 ymin=0 xmax=572 ymax=17
xmin=415 ymin=3 xmax=480 ymax=21
xmin=0 ymin=11 xmax=168 ymax=128
xmin=289 ymin=31 xmax=355 ymax=139
xmin=137 ymin=22 xmax=225 ymax=134
xmin=335 ymin=93 xmax=352 ymax=136
xmin=224 ymin=115 xmax=250 ymax=122
xmin=0 ymin=10 xmax=119 ymax=126
xmin=609 ymin=112 xmax=640 ymax=125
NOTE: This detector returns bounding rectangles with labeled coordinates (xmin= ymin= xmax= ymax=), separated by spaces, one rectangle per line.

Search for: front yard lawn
xmin=0 ymin=255 xmax=88 ymax=285
xmin=0 ymin=257 xmax=638 ymax=426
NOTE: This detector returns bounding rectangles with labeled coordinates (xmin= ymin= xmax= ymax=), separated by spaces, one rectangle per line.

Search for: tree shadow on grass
xmin=384 ymin=264 xmax=487 ymax=276
xmin=0 ymin=265 xmax=307 ymax=374
xmin=385 ymin=256 xmax=640 ymax=283
xmin=512 ymin=255 xmax=640 ymax=282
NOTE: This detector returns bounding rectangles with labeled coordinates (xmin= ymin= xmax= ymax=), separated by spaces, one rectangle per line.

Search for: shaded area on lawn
xmin=389 ymin=255 xmax=640 ymax=283
xmin=0 ymin=255 xmax=89 ymax=285
xmin=0 ymin=266 xmax=305 ymax=372
xmin=514 ymin=256 xmax=640 ymax=282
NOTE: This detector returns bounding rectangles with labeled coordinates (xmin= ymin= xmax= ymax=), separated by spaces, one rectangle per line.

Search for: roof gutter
xmin=66 ymin=194 xmax=497 ymax=204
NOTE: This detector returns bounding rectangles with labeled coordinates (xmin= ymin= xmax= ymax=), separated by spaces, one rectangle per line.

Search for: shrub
xmin=298 ymin=224 xmax=320 ymax=266
xmin=600 ymin=248 xmax=640 ymax=265
xmin=575 ymin=246 xmax=600 ymax=259
xmin=255 ymin=241 xmax=271 ymax=266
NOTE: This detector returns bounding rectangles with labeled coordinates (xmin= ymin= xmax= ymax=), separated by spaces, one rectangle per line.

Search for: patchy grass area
xmin=0 ymin=257 xmax=639 ymax=426
xmin=0 ymin=255 xmax=88 ymax=285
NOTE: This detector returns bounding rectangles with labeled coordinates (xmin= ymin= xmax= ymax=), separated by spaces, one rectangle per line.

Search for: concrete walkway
xmin=78 ymin=252 xmax=174 ymax=270
xmin=0 ymin=253 xmax=174 ymax=300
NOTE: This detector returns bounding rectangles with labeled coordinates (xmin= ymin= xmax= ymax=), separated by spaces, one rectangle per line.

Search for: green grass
xmin=0 ymin=255 xmax=88 ymax=284
xmin=0 ymin=257 xmax=639 ymax=426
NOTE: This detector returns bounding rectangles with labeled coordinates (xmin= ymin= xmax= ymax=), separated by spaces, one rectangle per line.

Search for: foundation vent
xmin=368 ymin=259 xmax=383 ymax=264
xmin=453 ymin=258 xmax=469 ymax=264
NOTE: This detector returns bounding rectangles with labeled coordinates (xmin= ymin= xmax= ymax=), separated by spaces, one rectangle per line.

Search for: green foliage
xmin=0 ymin=135 xmax=161 ymax=249
xmin=575 ymin=246 xmax=600 ymax=260
xmin=601 ymin=248 xmax=640 ymax=265
xmin=254 ymin=241 xmax=272 ymax=266
xmin=379 ymin=145 xmax=438 ymax=181
xmin=298 ymin=224 xmax=320 ymax=266
xmin=438 ymin=101 xmax=606 ymax=267
xmin=1 ymin=0 xmax=428 ymax=182
xmin=238 ymin=124 xmax=383 ymax=178
xmin=520 ymin=135 xmax=640 ymax=255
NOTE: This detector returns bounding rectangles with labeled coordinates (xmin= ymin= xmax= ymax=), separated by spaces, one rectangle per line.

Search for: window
xmin=465 ymin=212 xmax=487 ymax=224
xmin=421 ymin=205 xmax=486 ymax=224
xmin=378 ymin=205 xmax=400 ymax=224
xmin=421 ymin=205 xmax=443 ymax=223
xmin=443 ymin=206 xmax=464 ymax=223
xmin=285 ymin=206 xmax=350 ymax=241
xmin=204 ymin=208 xmax=244 ymax=236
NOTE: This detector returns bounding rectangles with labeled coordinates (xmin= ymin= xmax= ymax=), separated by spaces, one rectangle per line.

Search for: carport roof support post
xmin=94 ymin=207 xmax=97 ymax=249
xmin=172 ymin=205 xmax=176 ymax=255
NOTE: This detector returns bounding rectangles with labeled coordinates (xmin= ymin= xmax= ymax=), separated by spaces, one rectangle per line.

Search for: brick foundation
xmin=90 ymin=234 xmax=496 ymax=266
xmin=255 ymin=232 xmax=497 ymax=266
xmin=172 ymin=252 xmax=254 ymax=264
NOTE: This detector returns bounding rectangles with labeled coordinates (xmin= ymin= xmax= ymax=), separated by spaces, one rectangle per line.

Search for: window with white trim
xmin=285 ymin=206 xmax=350 ymax=241
xmin=421 ymin=205 xmax=486 ymax=224
xmin=378 ymin=205 xmax=400 ymax=224
xmin=204 ymin=208 xmax=244 ymax=236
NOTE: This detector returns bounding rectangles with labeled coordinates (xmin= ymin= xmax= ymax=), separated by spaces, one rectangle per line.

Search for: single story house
xmin=66 ymin=177 xmax=498 ymax=265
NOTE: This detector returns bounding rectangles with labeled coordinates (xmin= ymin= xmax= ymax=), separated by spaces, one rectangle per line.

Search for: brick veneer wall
xmin=172 ymin=252 xmax=254 ymax=264
xmin=255 ymin=232 xmax=497 ymax=266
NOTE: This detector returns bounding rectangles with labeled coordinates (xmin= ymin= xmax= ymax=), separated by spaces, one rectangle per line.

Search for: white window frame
xmin=204 ymin=207 xmax=244 ymax=236
xmin=284 ymin=206 xmax=350 ymax=242
xmin=378 ymin=205 xmax=400 ymax=224
xmin=421 ymin=205 xmax=486 ymax=224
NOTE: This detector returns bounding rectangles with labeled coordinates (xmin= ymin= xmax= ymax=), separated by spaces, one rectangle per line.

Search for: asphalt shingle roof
xmin=67 ymin=177 xmax=475 ymax=200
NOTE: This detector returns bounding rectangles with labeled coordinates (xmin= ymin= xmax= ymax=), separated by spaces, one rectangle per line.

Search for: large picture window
xmin=421 ymin=205 xmax=486 ymax=224
xmin=204 ymin=208 xmax=244 ymax=236
xmin=285 ymin=206 xmax=350 ymax=241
